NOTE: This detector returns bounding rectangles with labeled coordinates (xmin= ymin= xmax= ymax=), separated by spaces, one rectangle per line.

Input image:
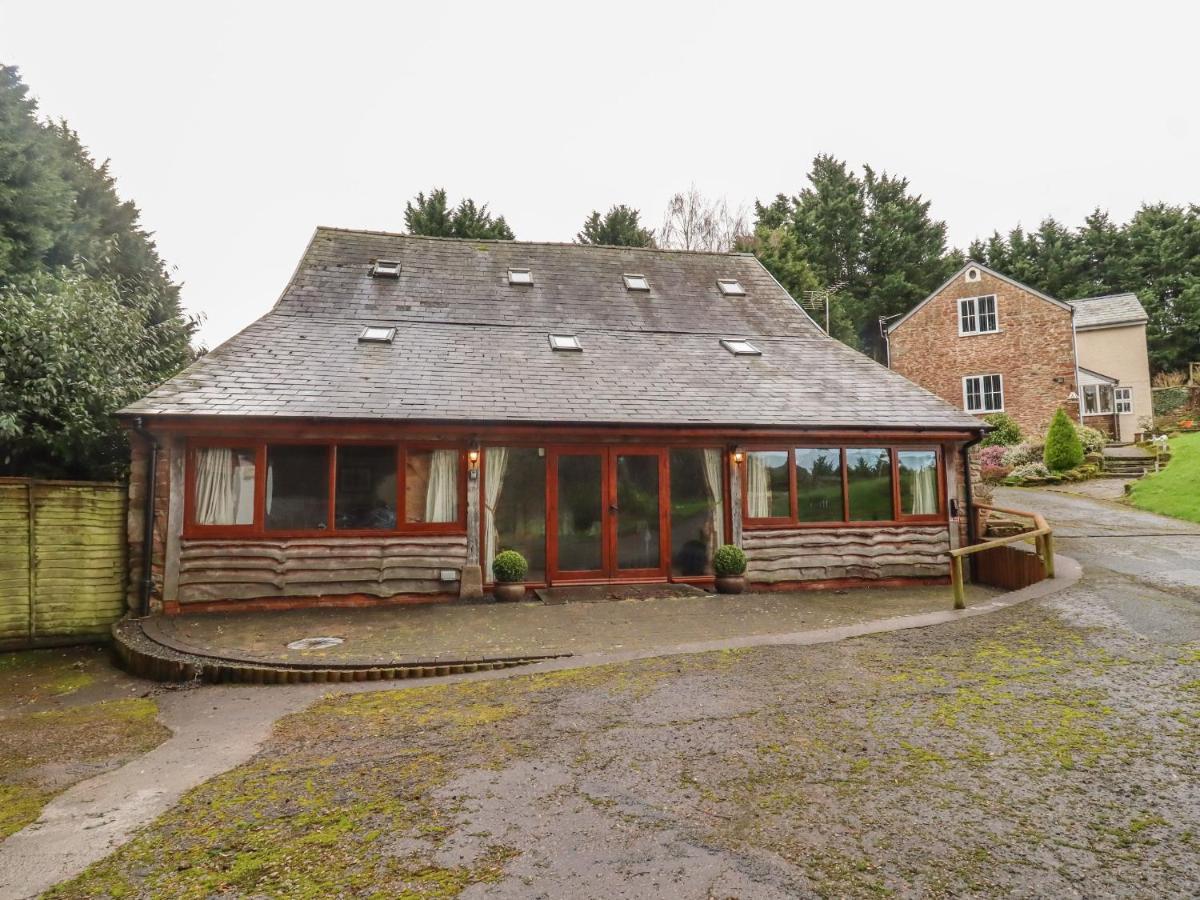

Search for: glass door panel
xmin=614 ymin=454 xmax=662 ymax=574
xmin=554 ymin=453 xmax=605 ymax=576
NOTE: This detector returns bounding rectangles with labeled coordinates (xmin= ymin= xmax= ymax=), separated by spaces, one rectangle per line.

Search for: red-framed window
xmin=184 ymin=438 xmax=467 ymax=538
xmin=742 ymin=445 xmax=944 ymax=529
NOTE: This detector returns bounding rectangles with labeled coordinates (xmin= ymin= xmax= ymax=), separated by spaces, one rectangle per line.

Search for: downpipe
xmin=959 ymin=434 xmax=985 ymax=582
xmin=131 ymin=416 xmax=158 ymax=617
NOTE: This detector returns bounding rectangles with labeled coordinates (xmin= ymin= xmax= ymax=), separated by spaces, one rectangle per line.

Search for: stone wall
xmin=177 ymin=535 xmax=467 ymax=605
xmin=890 ymin=267 xmax=1079 ymax=436
xmin=742 ymin=525 xmax=952 ymax=585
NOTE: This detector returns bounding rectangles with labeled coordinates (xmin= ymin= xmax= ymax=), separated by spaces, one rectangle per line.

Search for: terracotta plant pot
xmin=493 ymin=582 xmax=526 ymax=602
xmin=714 ymin=575 xmax=746 ymax=595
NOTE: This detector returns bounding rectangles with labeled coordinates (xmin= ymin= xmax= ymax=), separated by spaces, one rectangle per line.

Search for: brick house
xmin=119 ymin=228 xmax=986 ymax=615
xmin=886 ymin=261 xmax=1152 ymax=440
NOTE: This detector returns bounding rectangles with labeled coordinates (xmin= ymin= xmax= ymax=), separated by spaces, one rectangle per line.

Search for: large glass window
xmin=795 ymin=448 xmax=843 ymax=522
xmin=1082 ymin=384 xmax=1114 ymax=415
xmin=193 ymin=447 xmax=256 ymax=526
xmin=846 ymin=448 xmax=894 ymax=521
xmin=404 ymin=449 xmax=460 ymax=524
xmin=964 ymin=374 xmax=1003 ymax=413
xmin=266 ymin=445 xmax=329 ymax=530
xmin=745 ymin=450 xmax=790 ymax=519
xmin=556 ymin=454 xmax=604 ymax=571
xmin=615 ymin=454 xmax=661 ymax=571
xmin=898 ymin=450 xmax=939 ymax=517
xmin=669 ymin=449 xmax=724 ymax=577
xmin=486 ymin=447 xmax=546 ymax=583
xmin=335 ymin=446 xmax=396 ymax=529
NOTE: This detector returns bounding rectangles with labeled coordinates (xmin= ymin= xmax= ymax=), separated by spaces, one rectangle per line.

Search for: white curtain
xmin=483 ymin=447 xmax=509 ymax=575
xmin=910 ymin=463 xmax=938 ymax=515
xmin=424 ymin=449 xmax=459 ymax=523
xmin=195 ymin=448 xmax=254 ymax=525
xmin=746 ymin=453 xmax=770 ymax=518
xmin=701 ymin=448 xmax=725 ymax=560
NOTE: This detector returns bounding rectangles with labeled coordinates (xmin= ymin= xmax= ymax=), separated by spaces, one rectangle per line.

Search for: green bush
xmin=1043 ymin=409 xmax=1085 ymax=471
xmin=1075 ymin=423 xmax=1107 ymax=454
xmin=1001 ymin=442 xmax=1043 ymax=467
xmin=979 ymin=412 xmax=1023 ymax=447
xmin=713 ymin=544 xmax=747 ymax=577
xmin=491 ymin=550 xmax=528 ymax=583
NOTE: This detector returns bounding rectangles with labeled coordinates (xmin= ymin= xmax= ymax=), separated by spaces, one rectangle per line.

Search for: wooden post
xmin=729 ymin=457 xmax=743 ymax=547
xmin=162 ymin=438 xmax=185 ymax=611
xmin=460 ymin=462 xmax=483 ymax=600
xmin=26 ymin=480 xmax=35 ymax=643
xmin=1043 ymin=533 xmax=1056 ymax=578
xmin=951 ymin=556 xmax=965 ymax=610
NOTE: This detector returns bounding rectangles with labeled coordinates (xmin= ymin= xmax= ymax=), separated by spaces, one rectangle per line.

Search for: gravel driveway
xmin=39 ymin=489 xmax=1200 ymax=898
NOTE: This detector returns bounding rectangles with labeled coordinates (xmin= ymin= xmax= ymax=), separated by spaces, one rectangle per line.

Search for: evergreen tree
xmin=404 ymin=188 xmax=515 ymax=240
xmin=576 ymin=204 xmax=655 ymax=247
xmin=1043 ymin=408 xmax=1084 ymax=471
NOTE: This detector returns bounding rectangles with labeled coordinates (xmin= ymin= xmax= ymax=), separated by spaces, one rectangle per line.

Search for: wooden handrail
xmin=949 ymin=503 xmax=1055 ymax=610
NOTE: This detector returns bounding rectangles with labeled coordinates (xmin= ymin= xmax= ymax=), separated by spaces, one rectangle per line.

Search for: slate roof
xmin=123 ymin=228 xmax=983 ymax=431
xmin=1069 ymin=292 xmax=1149 ymax=330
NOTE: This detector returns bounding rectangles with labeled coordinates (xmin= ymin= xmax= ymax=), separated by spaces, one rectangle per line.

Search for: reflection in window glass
xmin=194 ymin=447 xmax=256 ymax=525
xmin=557 ymin=454 xmax=603 ymax=571
xmin=670 ymin=449 xmax=724 ymax=576
xmin=266 ymin=445 xmax=329 ymax=530
xmin=405 ymin=450 xmax=460 ymax=523
xmin=745 ymin=451 xmax=790 ymax=518
xmin=486 ymin=447 xmax=546 ymax=583
xmin=795 ymin=448 xmax=843 ymax=522
xmin=335 ymin=446 xmax=396 ymax=529
xmin=846 ymin=448 xmax=893 ymax=521
xmin=898 ymin=450 xmax=939 ymax=517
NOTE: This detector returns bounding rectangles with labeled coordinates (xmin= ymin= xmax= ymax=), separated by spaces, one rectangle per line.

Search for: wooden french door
xmin=548 ymin=447 xmax=669 ymax=582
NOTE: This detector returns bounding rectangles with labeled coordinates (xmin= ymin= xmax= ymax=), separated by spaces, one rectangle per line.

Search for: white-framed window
xmin=548 ymin=334 xmax=582 ymax=351
xmin=717 ymin=278 xmax=746 ymax=296
xmin=719 ymin=338 xmax=762 ymax=356
xmin=963 ymin=374 xmax=1003 ymax=413
xmin=1082 ymin=384 xmax=1115 ymax=415
xmin=623 ymin=273 xmax=650 ymax=291
xmin=1114 ymin=387 xmax=1133 ymax=414
xmin=958 ymin=294 xmax=998 ymax=335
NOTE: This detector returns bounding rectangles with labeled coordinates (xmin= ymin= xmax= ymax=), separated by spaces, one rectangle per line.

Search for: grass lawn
xmin=0 ymin=648 xmax=170 ymax=838
xmin=1128 ymin=432 xmax=1200 ymax=523
xmin=47 ymin=605 xmax=1200 ymax=899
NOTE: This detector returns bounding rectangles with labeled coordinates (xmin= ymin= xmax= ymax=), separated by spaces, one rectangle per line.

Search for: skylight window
xmin=548 ymin=334 xmax=582 ymax=351
xmin=623 ymin=273 xmax=650 ymax=291
xmin=508 ymin=268 xmax=533 ymax=285
xmin=359 ymin=326 xmax=396 ymax=343
xmin=720 ymin=338 xmax=761 ymax=356
xmin=717 ymin=278 xmax=746 ymax=296
xmin=370 ymin=260 xmax=402 ymax=278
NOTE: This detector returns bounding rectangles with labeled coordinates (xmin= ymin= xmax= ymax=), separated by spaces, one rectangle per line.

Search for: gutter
xmin=130 ymin=416 xmax=159 ymax=617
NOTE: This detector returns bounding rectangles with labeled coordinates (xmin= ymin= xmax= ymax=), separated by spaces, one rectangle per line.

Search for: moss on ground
xmin=0 ymin=697 xmax=167 ymax=838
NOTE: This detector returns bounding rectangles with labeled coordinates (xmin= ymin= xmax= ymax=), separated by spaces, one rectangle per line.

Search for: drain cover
xmin=286 ymin=636 xmax=344 ymax=651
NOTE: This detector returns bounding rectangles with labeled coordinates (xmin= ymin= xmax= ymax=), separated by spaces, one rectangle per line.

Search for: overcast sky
xmin=2 ymin=1 xmax=1196 ymax=347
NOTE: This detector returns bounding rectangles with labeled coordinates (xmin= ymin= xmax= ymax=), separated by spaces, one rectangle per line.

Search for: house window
xmin=1115 ymin=387 xmax=1133 ymax=414
xmin=359 ymin=326 xmax=396 ymax=343
xmin=192 ymin=447 xmax=256 ymax=526
xmin=898 ymin=450 xmax=940 ymax=517
xmin=623 ymin=273 xmax=650 ymax=291
xmin=795 ymin=448 xmax=843 ymax=522
xmin=549 ymin=334 xmax=582 ymax=351
xmin=484 ymin=447 xmax=547 ymax=583
xmin=720 ymin=339 xmax=762 ymax=356
xmin=959 ymin=295 xmax=998 ymax=335
xmin=1082 ymin=384 xmax=1115 ymax=415
xmin=963 ymin=374 xmax=1003 ymax=413
xmin=335 ymin=445 xmax=397 ymax=530
xmin=717 ymin=278 xmax=746 ymax=296
xmin=266 ymin=445 xmax=330 ymax=531
xmin=745 ymin=451 xmax=791 ymax=519
xmin=669 ymin=448 xmax=725 ymax=577
xmin=846 ymin=449 xmax=894 ymax=521
xmin=742 ymin=446 xmax=941 ymax=527
xmin=405 ymin=449 xmax=460 ymax=524
xmin=508 ymin=268 xmax=533 ymax=285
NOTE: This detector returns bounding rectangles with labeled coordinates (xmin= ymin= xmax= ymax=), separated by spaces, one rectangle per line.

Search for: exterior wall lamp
xmin=467 ymin=441 xmax=480 ymax=480
xmin=731 ymin=447 xmax=745 ymax=465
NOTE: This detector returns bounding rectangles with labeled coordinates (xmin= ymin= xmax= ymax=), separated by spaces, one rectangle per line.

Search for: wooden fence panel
xmin=0 ymin=478 xmax=127 ymax=649
xmin=0 ymin=482 xmax=32 ymax=643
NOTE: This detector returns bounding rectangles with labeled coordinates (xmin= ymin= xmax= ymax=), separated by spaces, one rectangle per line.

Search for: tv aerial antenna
xmin=798 ymin=281 xmax=847 ymax=333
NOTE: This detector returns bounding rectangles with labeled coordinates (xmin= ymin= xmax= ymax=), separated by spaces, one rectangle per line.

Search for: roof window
xmin=508 ymin=268 xmax=533 ymax=285
xmin=370 ymin=260 xmax=402 ymax=278
xmin=623 ymin=273 xmax=650 ymax=291
xmin=548 ymin=334 xmax=582 ymax=352
xmin=717 ymin=278 xmax=746 ymax=296
xmin=359 ymin=326 xmax=396 ymax=343
xmin=720 ymin=338 xmax=761 ymax=356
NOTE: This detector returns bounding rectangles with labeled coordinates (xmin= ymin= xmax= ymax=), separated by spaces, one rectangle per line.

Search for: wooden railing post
xmin=951 ymin=556 xmax=965 ymax=610
xmin=1043 ymin=533 xmax=1055 ymax=578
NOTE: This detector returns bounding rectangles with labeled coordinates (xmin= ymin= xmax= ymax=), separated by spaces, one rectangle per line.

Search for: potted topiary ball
xmin=713 ymin=544 xmax=748 ymax=594
xmin=492 ymin=550 xmax=529 ymax=602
